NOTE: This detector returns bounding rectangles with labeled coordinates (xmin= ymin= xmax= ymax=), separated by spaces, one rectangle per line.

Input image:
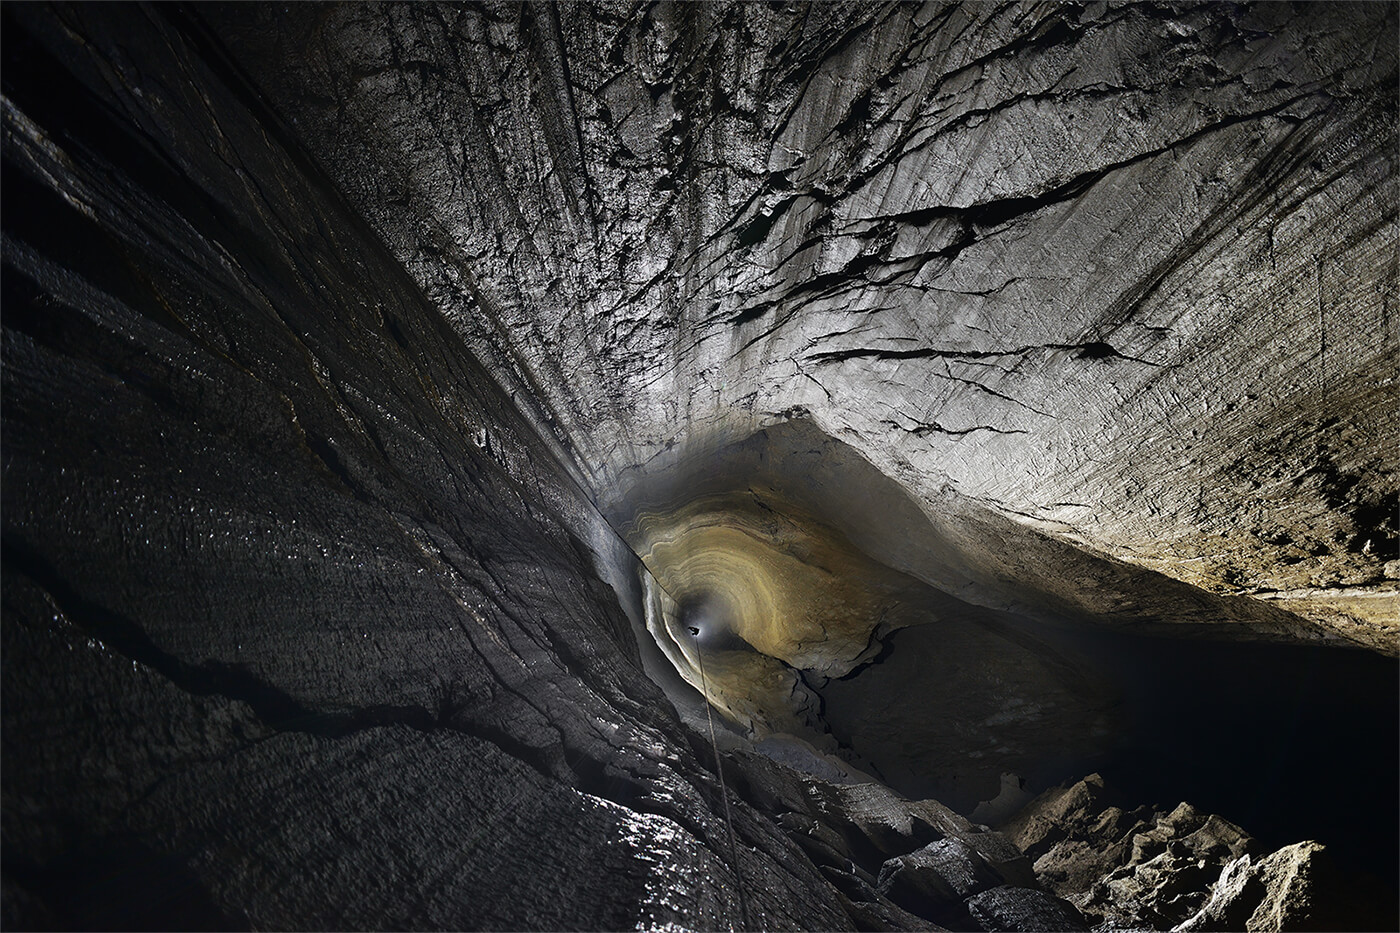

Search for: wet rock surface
xmin=2 ymin=3 xmax=1396 ymax=931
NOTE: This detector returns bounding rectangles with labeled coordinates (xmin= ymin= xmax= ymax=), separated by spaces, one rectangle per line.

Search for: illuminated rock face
xmin=619 ymin=422 xmax=1120 ymax=798
xmin=213 ymin=0 xmax=1398 ymax=651
xmin=2 ymin=3 xmax=1397 ymax=932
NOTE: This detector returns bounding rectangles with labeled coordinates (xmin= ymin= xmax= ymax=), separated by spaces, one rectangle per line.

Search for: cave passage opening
xmin=609 ymin=419 xmax=1399 ymax=891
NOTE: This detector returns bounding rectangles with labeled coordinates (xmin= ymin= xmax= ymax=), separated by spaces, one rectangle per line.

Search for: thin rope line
xmin=692 ymin=630 xmax=752 ymax=933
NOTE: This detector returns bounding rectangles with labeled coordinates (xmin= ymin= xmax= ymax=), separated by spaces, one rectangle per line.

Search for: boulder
xmin=1175 ymin=840 xmax=1382 ymax=932
xmin=964 ymin=885 xmax=1088 ymax=932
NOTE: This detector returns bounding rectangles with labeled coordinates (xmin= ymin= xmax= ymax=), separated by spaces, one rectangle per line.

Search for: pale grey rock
xmin=997 ymin=774 xmax=1393 ymax=932
xmin=210 ymin=0 xmax=1398 ymax=649
xmin=1174 ymin=841 xmax=1360 ymax=933
xmin=1001 ymin=776 xmax=1259 ymax=929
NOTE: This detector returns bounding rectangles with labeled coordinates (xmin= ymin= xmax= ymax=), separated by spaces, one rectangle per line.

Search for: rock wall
xmin=0 ymin=5 xmax=843 ymax=928
xmin=208 ymin=0 xmax=1397 ymax=649
xmin=2 ymin=3 xmax=1396 ymax=931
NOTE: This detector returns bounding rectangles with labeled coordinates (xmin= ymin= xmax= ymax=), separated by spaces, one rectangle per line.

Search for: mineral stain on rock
xmin=3 ymin=2 xmax=1396 ymax=931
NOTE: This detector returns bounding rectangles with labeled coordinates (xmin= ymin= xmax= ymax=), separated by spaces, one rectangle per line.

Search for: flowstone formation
xmin=3 ymin=3 xmax=1396 ymax=932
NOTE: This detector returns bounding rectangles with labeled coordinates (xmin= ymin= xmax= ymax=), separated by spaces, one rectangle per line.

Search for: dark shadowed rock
xmin=964 ymin=885 xmax=1088 ymax=932
xmin=1 ymin=2 xmax=1395 ymax=930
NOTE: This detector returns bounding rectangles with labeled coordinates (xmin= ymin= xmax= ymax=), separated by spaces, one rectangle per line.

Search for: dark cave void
xmin=615 ymin=421 xmax=1398 ymax=895
xmin=824 ymin=615 xmax=1398 ymax=886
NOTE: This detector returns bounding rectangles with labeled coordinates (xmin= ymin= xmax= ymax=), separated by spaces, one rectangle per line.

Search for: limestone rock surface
xmin=209 ymin=0 xmax=1398 ymax=649
xmin=1174 ymin=841 xmax=1343 ymax=933
xmin=0 ymin=6 xmax=842 ymax=928
xmin=1001 ymin=774 xmax=1392 ymax=932
xmin=2 ymin=2 xmax=1396 ymax=931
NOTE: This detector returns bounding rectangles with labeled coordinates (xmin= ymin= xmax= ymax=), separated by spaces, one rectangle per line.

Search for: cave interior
xmin=2 ymin=3 xmax=1397 ymax=932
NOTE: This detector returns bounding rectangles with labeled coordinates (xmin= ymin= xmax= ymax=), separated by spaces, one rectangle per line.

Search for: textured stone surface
xmin=964 ymin=885 xmax=1088 ymax=932
xmin=999 ymin=773 xmax=1395 ymax=932
xmin=877 ymin=835 xmax=1037 ymax=926
xmin=1002 ymin=776 xmax=1258 ymax=928
xmin=0 ymin=6 xmax=846 ymax=929
xmin=1175 ymin=840 xmax=1388 ymax=933
xmin=2 ymin=2 xmax=1397 ymax=931
xmin=211 ymin=0 xmax=1398 ymax=649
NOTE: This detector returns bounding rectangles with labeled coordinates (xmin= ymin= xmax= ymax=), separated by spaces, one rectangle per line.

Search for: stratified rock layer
xmin=212 ymin=0 xmax=1398 ymax=648
xmin=2 ymin=3 xmax=1396 ymax=932
xmin=1 ymin=6 xmax=837 ymax=929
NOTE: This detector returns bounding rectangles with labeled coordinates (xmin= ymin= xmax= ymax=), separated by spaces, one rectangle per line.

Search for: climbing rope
xmin=690 ymin=625 xmax=753 ymax=933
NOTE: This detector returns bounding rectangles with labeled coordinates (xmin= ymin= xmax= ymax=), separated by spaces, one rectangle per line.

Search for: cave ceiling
xmin=207 ymin=1 xmax=1398 ymax=649
xmin=1 ymin=2 xmax=1396 ymax=931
